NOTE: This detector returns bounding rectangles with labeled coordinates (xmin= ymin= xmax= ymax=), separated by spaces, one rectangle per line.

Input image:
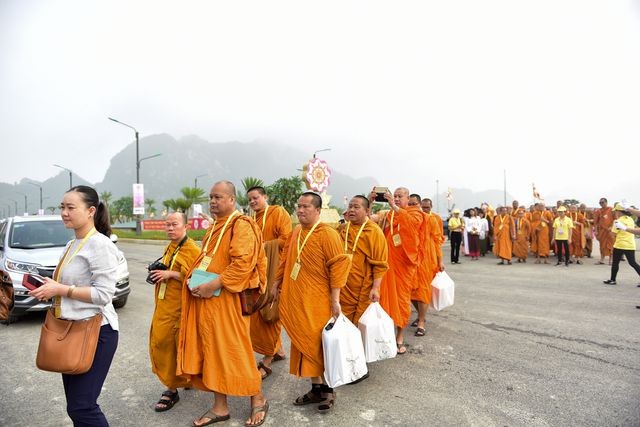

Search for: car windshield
xmin=9 ymin=220 xmax=73 ymax=249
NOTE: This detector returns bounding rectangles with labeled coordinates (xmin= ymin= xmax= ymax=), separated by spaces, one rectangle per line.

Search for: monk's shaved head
xmin=396 ymin=187 xmax=410 ymax=197
xmin=215 ymin=180 xmax=236 ymax=197
xmin=166 ymin=211 xmax=187 ymax=225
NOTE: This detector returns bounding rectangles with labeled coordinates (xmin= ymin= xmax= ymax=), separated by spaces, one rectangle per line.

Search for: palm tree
xmin=145 ymin=198 xmax=157 ymax=217
xmin=100 ymin=191 xmax=112 ymax=207
xmin=180 ymin=187 xmax=208 ymax=217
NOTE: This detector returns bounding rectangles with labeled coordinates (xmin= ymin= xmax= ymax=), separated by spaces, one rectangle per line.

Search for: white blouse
xmin=58 ymin=232 xmax=119 ymax=330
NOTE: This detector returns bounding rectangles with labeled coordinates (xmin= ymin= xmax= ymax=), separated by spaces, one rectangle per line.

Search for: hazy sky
xmin=1 ymin=1 xmax=639 ymax=206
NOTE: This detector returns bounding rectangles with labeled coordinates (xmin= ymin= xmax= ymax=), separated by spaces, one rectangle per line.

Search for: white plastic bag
xmin=322 ymin=314 xmax=368 ymax=388
xmin=357 ymin=302 xmax=397 ymax=363
xmin=429 ymin=271 xmax=455 ymax=311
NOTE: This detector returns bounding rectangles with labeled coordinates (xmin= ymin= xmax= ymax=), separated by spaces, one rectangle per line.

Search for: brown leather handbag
xmin=0 ymin=283 xmax=14 ymax=322
xmin=36 ymin=310 xmax=103 ymax=375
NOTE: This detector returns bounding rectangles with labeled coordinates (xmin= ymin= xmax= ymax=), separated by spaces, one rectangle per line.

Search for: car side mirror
xmin=110 ymin=234 xmax=118 ymax=244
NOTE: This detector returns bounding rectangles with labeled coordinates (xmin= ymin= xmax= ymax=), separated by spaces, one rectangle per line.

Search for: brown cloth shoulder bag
xmin=36 ymin=309 xmax=103 ymax=375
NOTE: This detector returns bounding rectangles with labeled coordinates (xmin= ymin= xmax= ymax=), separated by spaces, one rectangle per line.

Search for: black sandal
xmin=317 ymin=387 xmax=336 ymax=413
xmin=155 ymin=390 xmax=179 ymax=412
xmin=294 ymin=384 xmax=323 ymax=406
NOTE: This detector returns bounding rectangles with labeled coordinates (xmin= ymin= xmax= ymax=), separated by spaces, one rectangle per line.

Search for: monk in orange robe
xmin=271 ymin=192 xmax=351 ymax=413
xmin=579 ymin=203 xmax=594 ymax=258
xmin=339 ymin=195 xmax=388 ymax=325
xmin=568 ymin=205 xmax=586 ymax=264
xmin=148 ymin=212 xmax=201 ymax=412
xmin=530 ymin=203 xmax=553 ymax=264
xmin=370 ymin=187 xmax=422 ymax=354
xmin=247 ymin=186 xmax=292 ymax=380
xmin=410 ymin=197 xmax=445 ymax=336
xmin=493 ymin=206 xmax=515 ymax=264
xmin=513 ymin=208 xmax=531 ymax=262
xmin=177 ymin=181 xmax=269 ymax=427
xmin=594 ymin=197 xmax=614 ymax=264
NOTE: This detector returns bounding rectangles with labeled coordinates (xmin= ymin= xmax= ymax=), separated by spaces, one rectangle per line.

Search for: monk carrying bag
xmin=36 ymin=309 xmax=103 ymax=375
xmin=357 ymin=302 xmax=397 ymax=363
xmin=322 ymin=314 xmax=368 ymax=388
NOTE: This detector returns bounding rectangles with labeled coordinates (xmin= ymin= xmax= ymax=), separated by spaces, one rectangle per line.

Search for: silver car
xmin=0 ymin=215 xmax=130 ymax=324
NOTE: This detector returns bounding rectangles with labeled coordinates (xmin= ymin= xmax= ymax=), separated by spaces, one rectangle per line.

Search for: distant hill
xmin=0 ymin=135 xmax=378 ymax=215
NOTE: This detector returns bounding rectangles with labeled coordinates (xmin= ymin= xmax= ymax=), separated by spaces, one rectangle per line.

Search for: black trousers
xmin=450 ymin=231 xmax=462 ymax=263
xmin=610 ymin=248 xmax=640 ymax=281
xmin=62 ymin=324 xmax=118 ymax=427
xmin=556 ymin=240 xmax=569 ymax=264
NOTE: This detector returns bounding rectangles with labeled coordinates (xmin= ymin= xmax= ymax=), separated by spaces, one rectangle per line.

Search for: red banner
xmin=142 ymin=218 xmax=210 ymax=231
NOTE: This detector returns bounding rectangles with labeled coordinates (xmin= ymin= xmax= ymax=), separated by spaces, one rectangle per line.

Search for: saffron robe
xmin=277 ymin=223 xmax=351 ymax=377
xmin=493 ymin=214 xmax=515 ymax=260
xmin=513 ymin=218 xmax=531 ymax=260
xmin=569 ymin=212 xmax=586 ymax=257
xmin=250 ymin=205 xmax=292 ymax=356
xmin=177 ymin=214 xmax=267 ymax=396
xmin=149 ymin=237 xmax=200 ymax=389
xmin=594 ymin=207 xmax=614 ymax=257
xmin=339 ymin=220 xmax=389 ymax=324
xmin=530 ymin=210 xmax=553 ymax=257
xmin=376 ymin=207 xmax=423 ymax=328
xmin=411 ymin=212 xmax=443 ymax=304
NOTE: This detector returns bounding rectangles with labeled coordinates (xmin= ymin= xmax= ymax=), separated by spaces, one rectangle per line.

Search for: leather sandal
xmin=245 ymin=401 xmax=269 ymax=427
xmin=257 ymin=361 xmax=272 ymax=380
xmin=272 ymin=353 xmax=286 ymax=362
xmin=192 ymin=410 xmax=230 ymax=426
xmin=414 ymin=327 xmax=425 ymax=337
xmin=317 ymin=390 xmax=336 ymax=413
xmin=154 ymin=390 xmax=179 ymax=412
xmin=294 ymin=385 xmax=323 ymax=405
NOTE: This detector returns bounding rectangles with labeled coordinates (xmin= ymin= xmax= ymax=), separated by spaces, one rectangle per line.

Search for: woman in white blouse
xmin=29 ymin=185 xmax=119 ymax=426
xmin=465 ymin=208 xmax=482 ymax=260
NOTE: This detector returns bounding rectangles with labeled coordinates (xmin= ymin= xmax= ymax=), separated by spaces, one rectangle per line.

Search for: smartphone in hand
xmin=22 ymin=274 xmax=45 ymax=291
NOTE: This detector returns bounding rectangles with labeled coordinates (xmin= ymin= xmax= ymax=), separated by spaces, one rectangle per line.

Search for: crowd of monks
xmin=458 ymin=198 xmax=618 ymax=266
xmin=146 ymin=183 xmax=447 ymax=427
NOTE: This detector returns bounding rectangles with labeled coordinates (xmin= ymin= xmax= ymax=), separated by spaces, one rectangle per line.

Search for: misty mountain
xmin=0 ymin=134 xmax=519 ymax=217
xmin=0 ymin=135 xmax=378 ymax=215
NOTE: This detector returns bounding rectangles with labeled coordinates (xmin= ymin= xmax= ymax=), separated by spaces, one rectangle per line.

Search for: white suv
xmin=0 ymin=215 xmax=130 ymax=324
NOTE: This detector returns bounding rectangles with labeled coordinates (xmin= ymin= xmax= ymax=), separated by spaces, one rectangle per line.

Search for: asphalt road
xmin=1 ymin=240 xmax=639 ymax=427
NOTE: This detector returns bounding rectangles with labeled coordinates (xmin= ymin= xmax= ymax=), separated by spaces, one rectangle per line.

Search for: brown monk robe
xmin=177 ymin=181 xmax=269 ymax=427
xmin=148 ymin=213 xmax=201 ymax=411
xmin=410 ymin=197 xmax=445 ymax=336
xmin=579 ymin=203 xmax=594 ymax=257
xmin=246 ymin=186 xmax=292 ymax=380
xmin=513 ymin=209 xmax=531 ymax=262
xmin=271 ymin=192 xmax=351 ymax=413
xmin=370 ymin=187 xmax=422 ymax=355
xmin=568 ymin=205 xmax=587 ymax=264
xmin=493 ymin=206 xmax=515 ymax=264
xmin=530 ymin=203 xmax=554 ymax=264
xmin=339 ymin=196 xmax=388 ymax=325
xmin=594 ymin=197 xmax=614 ymax=264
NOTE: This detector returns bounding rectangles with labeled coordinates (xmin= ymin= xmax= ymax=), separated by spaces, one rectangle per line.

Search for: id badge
xmin=499 ymin=225 xmax=503 ymax=231
xmin=198 ymin=256 xmax=212 ymax=270
xmin=158 ymin=282 xmax=167 ymax=300
xmin=290 ymin=261 xmax=301 ymax=280
xmin=518 ymin=230 xmax=522 ymax=235
xmin=541 ymin=223 xmax=546 ymax=228
xmin=558 ymin=229 xmax=564 ymax=235
xmin=393 ymin=234 xmax=402 ymax=247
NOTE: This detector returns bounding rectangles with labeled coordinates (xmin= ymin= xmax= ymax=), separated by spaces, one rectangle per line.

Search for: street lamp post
xmin=109 ymin=117 xmax=161 ymax=235
xmin=53 ymin=164 xmax=73 ymax=188
xmin=16 ymin=192 xmax=27 ymax=215
xmin=436 ymin=179 xmax=440 ymax=215
xmin=194 ymin=174 xmax=207 ymax=189
xmin=313 ymin=148 xmax=331 ymax=158
xmin=28 ymin=182 xmax=43 ymax=212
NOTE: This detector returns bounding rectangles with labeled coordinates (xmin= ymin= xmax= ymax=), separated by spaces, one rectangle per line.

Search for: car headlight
xmin=5 ymin=259 xmax=41 ymax=274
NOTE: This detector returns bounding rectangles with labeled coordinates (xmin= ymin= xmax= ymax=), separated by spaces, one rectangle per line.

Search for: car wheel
xmin=113 ymin=296 xmax=128 ymax=309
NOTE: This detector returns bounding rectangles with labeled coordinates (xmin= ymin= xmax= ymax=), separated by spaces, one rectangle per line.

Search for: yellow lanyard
xmin=343 ymin=218 xmax=368 ymax=254
xmin=252 ymin=206 xmax=269 ymax=236
xmin=202 ymin=211 xmax=238 ymax=256
xmin=53 ymin=228 xmax=97 ymax=318
xmin=162 ymin=237 xmax=187 ymax=270
xmin=499 ymin=215 xmax=506 ymax=227
xmin=389 ymin=211 xmax=400 ymax=233
xmin=296 ymin=220 xmax=321 ymax=262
